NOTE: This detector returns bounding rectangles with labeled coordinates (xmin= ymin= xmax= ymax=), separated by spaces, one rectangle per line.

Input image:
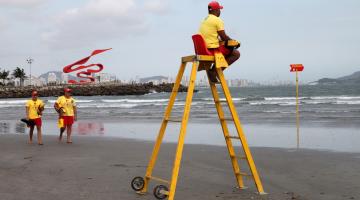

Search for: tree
xmin=0 ymin=69 xmax=10 ymax=85
xmin=12 ymin=67 xmax=27 ymax=87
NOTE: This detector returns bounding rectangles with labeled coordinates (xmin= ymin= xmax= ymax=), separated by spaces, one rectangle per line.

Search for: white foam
xmin=101 ymin=99 xmax=169 ymax=103
xmin=334 ymin=100 xmax=360 ymax=105
xmin=265 ymin=97 xmax=306 ymax=101
xmin=303 ymin=100 xmax=332 ymax=105
xmin=74 ymin=100 xmax=94 ymax=103
xmin=0 ymin=100 xmax=27 ymax=104
xmin=201 ymin=97 xmax=245 ymax=101
xmin=77 ymin=103 xmax=139 ymax=108
xmin=47 ymin=99 xmax=93 ymax=103
xmin=249 ymin=101 xmax=298 ymax=106
xmin=311 ymin=96 xmax=360 ymax=100
xmin=0 ymin=104 xmax=24 ymax=108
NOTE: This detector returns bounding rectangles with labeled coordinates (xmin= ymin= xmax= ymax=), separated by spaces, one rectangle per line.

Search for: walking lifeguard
xmin=54 ymin=88 xmax=77 ymax=143
xmin=25 ymin=90 xmax=45 ymax=145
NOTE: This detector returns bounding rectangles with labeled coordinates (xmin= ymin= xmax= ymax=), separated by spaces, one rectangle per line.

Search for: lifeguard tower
xmin=131 ymin=35 xmax=265 ymax=200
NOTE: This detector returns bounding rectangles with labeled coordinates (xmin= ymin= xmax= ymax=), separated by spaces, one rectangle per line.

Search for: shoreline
xmin=1 ymin=119 xmax=359 ymax=153
xmin=0 ymin=134 xmax=359 ymax=200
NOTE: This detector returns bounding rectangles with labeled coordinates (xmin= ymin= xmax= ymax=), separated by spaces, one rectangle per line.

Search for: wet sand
xmin=0 ymin=134 xmax=359 ymax=200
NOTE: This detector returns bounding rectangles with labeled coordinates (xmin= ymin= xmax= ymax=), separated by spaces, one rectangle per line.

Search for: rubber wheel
xmin=131 ymin=177 xmax=145 ymax=191
xmin=153 ymin=185 xmax=169 ymax=200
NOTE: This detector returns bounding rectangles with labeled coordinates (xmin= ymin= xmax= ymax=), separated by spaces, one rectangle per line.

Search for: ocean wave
xmin=244 ymin=96 xmax=265 ymax=101
xmin=306 ymin=110 xmax=351 ymax=113
xmin=0 ymin=104 xmax=24 ymax=108
xmin=264 ymin=97 xmax=308 ymax=101
xmin=249 ymin=101 xmax=298 ymax=106
xmin=0 ymin=100 xmax=27 ymax=104
xmin=310 ymin=96 xmax=360 ymax=100
xmin=334 ymin=100 xmax=360 ymax=105
xmin=77 ymin=103 xmax=139 ymax=108
xmin=47 ymin=99 xmax=94 ymax=103
xmin=302 ymin=101 xmax=332 ymax=105
xmin=101 ymin=99 xmax=169 ymax=103
xmin=152 ymin=102 xmax=198 ymax=106
xmin=144 ymin=91 xmax=166 ymax=96
xmin=199 ymin=97 xmax=246 ymax=101
xmin=73 ymin=100 xmax=94 ymax=103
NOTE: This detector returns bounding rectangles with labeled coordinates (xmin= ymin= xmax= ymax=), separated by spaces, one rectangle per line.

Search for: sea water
xmin=0 ymin=85 xmax=359 ymax=152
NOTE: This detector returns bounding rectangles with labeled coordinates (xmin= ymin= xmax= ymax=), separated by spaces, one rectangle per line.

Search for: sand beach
xmin=0 ymin=86 xmax=359 ymax=200
xmin=0 ymin=133 xmax=359 ymax=200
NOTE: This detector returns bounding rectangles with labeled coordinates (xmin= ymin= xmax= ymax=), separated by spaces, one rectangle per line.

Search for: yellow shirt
xmin=199 ymin=14 xmax=225 ymax=48
xmin=26 ymin=99 xmax=45 ymax=119
xmin=56 ymin=96 xmax=76 ymax=116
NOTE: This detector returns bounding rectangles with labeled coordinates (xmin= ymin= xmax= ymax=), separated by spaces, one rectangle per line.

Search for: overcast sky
xmin=0 ymin=0 xmax=359 ymax=82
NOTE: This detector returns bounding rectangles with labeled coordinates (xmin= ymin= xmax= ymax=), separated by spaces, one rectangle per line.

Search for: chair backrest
xmin=192 ymin=34 xmax=213 ymax=56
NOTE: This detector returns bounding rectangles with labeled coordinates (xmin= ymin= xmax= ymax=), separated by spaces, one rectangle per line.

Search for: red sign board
xmin=290 ymin=64 xmax=304 ymax=72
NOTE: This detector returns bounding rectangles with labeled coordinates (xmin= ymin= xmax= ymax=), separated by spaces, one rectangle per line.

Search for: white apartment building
xmin=47 ymin=72 xmax=57 ymax=84
xmin=61 ymin=73 xmax=68 ymax=84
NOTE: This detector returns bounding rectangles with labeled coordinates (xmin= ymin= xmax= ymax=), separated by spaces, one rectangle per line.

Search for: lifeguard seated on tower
xmin=199 ymin=1 xmax=240 ymax=82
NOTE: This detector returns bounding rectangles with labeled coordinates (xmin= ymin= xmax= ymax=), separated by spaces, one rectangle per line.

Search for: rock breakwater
xmin=0 ymin=83 xmax=190 ymax=98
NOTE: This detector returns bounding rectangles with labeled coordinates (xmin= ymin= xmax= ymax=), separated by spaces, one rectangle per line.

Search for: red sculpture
xmin=63 ymin=48 xmax=112 ymax=84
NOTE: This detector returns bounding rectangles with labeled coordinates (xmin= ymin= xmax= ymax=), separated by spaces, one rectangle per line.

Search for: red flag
xmin=290 ymin=64 xmax=304 ymax=72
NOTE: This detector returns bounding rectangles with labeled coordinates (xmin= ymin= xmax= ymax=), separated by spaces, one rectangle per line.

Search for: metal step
xmin=235 ymin=172 xmax=253 ymax=178
xmin=214 ymin=100 xmax=228 ymax=104
xmin=220 ymin=117 xmax=234 ymax=121
xmin=166 ymin=118 xmax=183 ymax=123
xmin=146 ymin=175 xmax=169 ymax=184
xmin=226 ymin=135 xmax=240 ymax=139
xmin=230 ymin=154 xmax=247 ymax=160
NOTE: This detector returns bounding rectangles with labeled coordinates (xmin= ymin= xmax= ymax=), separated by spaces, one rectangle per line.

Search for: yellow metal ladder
xmin=131 ymin=54 xmax=266 ymax=200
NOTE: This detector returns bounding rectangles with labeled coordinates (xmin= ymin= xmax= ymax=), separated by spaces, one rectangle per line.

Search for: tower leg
xmin=207 ymin=72 xmax=245 ymax=189
xmin=216 ymin=68 xmax=265 ymax=194
xmin=168 ymin=61 xmax=198 ymax=200
xmin=141 ymin=62 xmax=187 ymax=193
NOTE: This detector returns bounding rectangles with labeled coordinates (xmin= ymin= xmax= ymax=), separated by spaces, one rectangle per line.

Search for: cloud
xmin=143 ymin=0 xmax=169 ymax=14
xmin=41 ymin=0 xmax=167 ymax=49
xmin=0 ymin=18 xmax=7 ymax=30
xmin=0 ymin=0 xmax=46 ymax=7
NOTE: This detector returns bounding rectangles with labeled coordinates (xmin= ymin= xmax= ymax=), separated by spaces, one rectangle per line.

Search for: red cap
xmin=32 ymin=91 xmax=38 ymax=96
xmin=64 ymin=88 xmax=72 ymax=93
xmin=208 ymin=1 xmax=223 ymax=10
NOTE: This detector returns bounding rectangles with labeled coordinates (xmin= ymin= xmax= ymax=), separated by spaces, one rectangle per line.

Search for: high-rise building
xmin=61 ymin=73 xmax=68 ymax=84
xmin=94 ymin=73 xmax=112 ymax=83
xmin=47 ymin=72 xmax=57 ymax=84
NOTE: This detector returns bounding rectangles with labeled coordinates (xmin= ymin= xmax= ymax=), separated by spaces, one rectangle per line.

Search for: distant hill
xmin=140 ymin=76 xmax=168 ymax=83
xmin=315 ymin=71 xmax=360 ymax=85
xmin=38 ymin=71 xmax=78 ymax=82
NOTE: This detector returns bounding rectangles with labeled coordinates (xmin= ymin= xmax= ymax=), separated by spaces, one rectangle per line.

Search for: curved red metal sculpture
xmin=63 ymin=48 xmax=112 ymax=84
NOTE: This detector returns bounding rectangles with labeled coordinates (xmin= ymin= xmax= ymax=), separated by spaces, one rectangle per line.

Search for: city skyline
xmin=1 ymin=69 xmax=306 ymax=87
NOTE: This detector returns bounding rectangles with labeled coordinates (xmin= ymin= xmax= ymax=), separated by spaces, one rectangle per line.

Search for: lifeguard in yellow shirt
xmin=199 ymin=1 xmax=240 ymax=81
xmin=54 ymin=88 xmax=77 ymax=143
xmin=25 ymin=90 xmax=45 ymax=145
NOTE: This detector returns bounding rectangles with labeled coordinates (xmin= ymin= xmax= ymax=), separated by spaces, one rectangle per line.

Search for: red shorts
xmin=62 ymin=116 xmax=74 ymax=126
xmin=208 ymin=45 xmax=232 ymax=56
xmin=30 ymin=118 xmax=42 ymax=127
